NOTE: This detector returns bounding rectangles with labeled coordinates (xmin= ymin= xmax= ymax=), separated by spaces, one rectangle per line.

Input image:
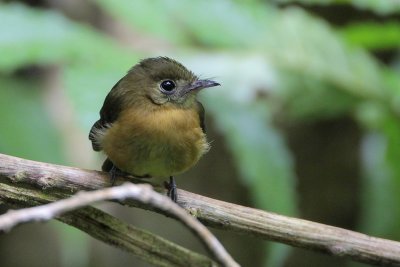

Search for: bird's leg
xmin=109 ymin=165 xmax=119 ymax=185
xmin=165 ymin=176 xmax=177 ymax=202
xmin=109 ymin=165 xmax=130 ymax=186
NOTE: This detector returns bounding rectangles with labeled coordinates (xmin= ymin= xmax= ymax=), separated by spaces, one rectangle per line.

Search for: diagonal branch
xmin=0 ymin=182 xmax=216 ymax=267
xmin=0 ymin=182 xmax=239 ymax=267
xmin=1 ymin=153 xmax=400 ymax=266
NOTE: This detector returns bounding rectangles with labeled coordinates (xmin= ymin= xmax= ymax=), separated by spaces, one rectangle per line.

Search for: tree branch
xmin=1 ymin=153 xmax=400 ymax=266
xmin=0 ymin=182 xmax=239 ymax=267
xmin=0 ymin=182 xmax=216 ymax=267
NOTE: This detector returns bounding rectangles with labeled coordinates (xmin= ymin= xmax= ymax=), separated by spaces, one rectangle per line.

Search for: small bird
xmin=89 ymin=57 xmax=220 ymax=201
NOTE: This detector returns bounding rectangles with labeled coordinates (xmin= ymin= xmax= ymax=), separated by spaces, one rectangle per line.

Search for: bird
xmin=89 ymin=57 xmax=220 ymax=202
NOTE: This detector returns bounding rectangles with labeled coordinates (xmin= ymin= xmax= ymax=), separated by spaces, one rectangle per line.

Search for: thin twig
xmin=0 ymin=182 xmax=216 ymax=267
xmin=1 ymin=153 xmax=400 ymax=266
xmin=0 ymin=182 xmax=239 ymax=267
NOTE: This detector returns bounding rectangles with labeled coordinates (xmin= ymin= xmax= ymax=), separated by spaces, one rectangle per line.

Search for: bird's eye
xmin=160 ymin=80 xmax=176 ymax=92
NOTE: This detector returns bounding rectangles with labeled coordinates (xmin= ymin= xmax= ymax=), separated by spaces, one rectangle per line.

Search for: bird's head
xmin=124 ymin=57 xmax=220 ymax=108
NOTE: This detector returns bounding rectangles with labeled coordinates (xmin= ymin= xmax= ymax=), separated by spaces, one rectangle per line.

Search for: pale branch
xmin=0 ymin=182 xmax=239 ymax=267
xmin=1 ymin=153 xmax=400 ymax=266
xmin=0 ymin=183 xmax=216 ymax=267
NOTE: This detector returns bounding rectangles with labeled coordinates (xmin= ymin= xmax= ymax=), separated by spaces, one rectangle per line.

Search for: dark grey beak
xmin=187 ymin=79 xmax=220 ymax=92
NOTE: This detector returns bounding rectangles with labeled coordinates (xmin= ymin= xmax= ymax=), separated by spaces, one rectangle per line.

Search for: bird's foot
xmin=109 ymin=165 xmax=130 ymax=186
xmin=164 ymin=176 xmax=177 ymax=203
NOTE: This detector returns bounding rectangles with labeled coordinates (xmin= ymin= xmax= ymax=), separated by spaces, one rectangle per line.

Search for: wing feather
xmin=89 ymin=78 xmax=124 ymax=151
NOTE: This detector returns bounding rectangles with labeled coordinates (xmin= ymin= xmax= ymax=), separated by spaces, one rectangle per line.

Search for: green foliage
xmin=360 ymin=132 xmax=399 ymax=237
xmin=341 ymin=22 xmax=400 ymax=50
xmin=0 ymin=4 xmax=75 ymax=71
xmin=204 ymin=94 xmax=296 ymax=266
xmin=0 ymin=2 xmax=139 ymax=131
xmin=266 ymin=8 xmax=392 ymax=107
xmin=94 ymin=0 xmax=269 ymax=48
xmin=0 ymin=3 xmax=135 ymax=72
xmin=207 ymin=96 xmax=297 ymax=214
xmin=273 ymin=0 xmax=400 ymax=15
xmin=0 ymin=4 xmax=84 ymax=70
xmin=0 ymin=77 xmax=64 ymax=163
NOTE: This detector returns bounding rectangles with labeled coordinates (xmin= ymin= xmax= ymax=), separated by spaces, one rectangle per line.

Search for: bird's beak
xmin=186 ymin=79 xmax=220 ymax=93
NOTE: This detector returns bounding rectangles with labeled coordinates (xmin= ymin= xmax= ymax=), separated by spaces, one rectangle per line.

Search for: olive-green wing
xmin=89 ymin=78 xmax=124 ymax=151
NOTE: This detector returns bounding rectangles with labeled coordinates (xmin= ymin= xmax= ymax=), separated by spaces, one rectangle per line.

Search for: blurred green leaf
xmin=267 ymin=8 xmax=387 ymax=101
xmin=94 ymin=0 xmax=393 ymax=112
xmin=0 ymin=3 xmax=74 ymax=71
xmin=382 ymin=115 xmax=400 ymax=229
xmin=63 ymin=61 xmax=139 ymax=130
xmin=94 ymin=0 xmax=268 ymax=48
xmin=360 ymin=119 xmax=400 ymax=240
xmin=93 ymin=0 xmax=187 ymax=45
xmin=188 ymin=56 xmax=296 ymax=207
xmin=0 ymin=3 xmax=140 ymax=132
xmin=205 ymin=97 xmax=296 ymax=265
xmin=340 ymin=22 xmax=400 ymax=50
xmin=0 ymin=3 xmax=131 ymax=73
xmin=360 ymin=133 xmax=397 ymax=236
xmin=277 ymin=71 xmax=360 ymax=120
xmin=0 ymin=77 xmax=64 ymax=164
xmin=199 ymin=74 xmax=296 ymax=265
xmin=207 ymin=98 xmax=297 ymax=214
xmin=272 ymin=0 xmax=400 ymax=15
xmin=52 ymin=221 xmax=90 ymax=267
xmin=188 ymin=54 xmax=293 ymax=266
xmin=261 ymin=7 xmax=400 ymax=124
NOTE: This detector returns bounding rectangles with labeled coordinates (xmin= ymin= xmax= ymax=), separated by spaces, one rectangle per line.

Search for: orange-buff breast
xmin=101 ymin=106 xmax=209 ymax=178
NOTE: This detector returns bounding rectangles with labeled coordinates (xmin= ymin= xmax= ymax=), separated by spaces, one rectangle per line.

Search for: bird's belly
xmin=101 ymin=108 xmax=209 ymax=178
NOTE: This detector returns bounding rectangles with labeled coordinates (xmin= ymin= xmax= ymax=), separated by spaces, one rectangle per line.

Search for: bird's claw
xmin=165 ymin=176 xmax=177 ymax=203
xmin=109 ymin=165 xmax=130 ymax=186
